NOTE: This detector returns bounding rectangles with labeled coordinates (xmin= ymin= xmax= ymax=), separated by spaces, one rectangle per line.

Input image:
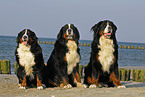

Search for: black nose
xmin=23 ymin=36 xmax=27 ymax=40
xmin=68 ymin=29 xmax=72 ymax=34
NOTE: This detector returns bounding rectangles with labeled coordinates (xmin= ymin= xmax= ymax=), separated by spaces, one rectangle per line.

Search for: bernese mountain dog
xmin=84 ymin=20 xmax=126 ymax=88
xmin=15 ymin=29 xmax=45 ymax=89
xmin=45 ymin=24 xmax=86 ymax=88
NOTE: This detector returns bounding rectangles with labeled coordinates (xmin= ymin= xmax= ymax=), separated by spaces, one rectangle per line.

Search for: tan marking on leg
xmin=60 ymin=77 xmax=68 ymax=87
xmin=21 ymin=75 xmax=26 ymax=87
xmin=60 ymin=83 xmax=64 ymax=88
xmin=48 ymin=79 xmax=59 ymax=87
xmin=110 ymin=72 xmax=122 ymax=87
xmin=75 ymin=72 xmax=81 ymax=82
xmin=87 ymin=74 xmax=100 ymax=86
xmin=71 ymin=73 xmax=86 ymax=88
xmin=36 ymin=74 xmax=42 ymax=87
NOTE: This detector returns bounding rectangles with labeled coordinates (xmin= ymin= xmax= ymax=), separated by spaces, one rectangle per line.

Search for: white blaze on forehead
xmin=68 ymin=24 xmax=71 ymax=29
xmin=66 ymin=24 xmax=73 ymax=36
xmin=22 ymin=29 xmax=28 ymax=42
xmin=107 ymin=22 xmax=109 ymax=26
xmin=23 ymin=29 xmax=28 ymax=37
xmin=104 ymin=22 xmax=110 ymax=33
xmin=24 ymin=29 xmax=27 ymax=35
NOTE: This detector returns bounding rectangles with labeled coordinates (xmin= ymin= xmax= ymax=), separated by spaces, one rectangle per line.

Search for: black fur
xmin=84 ymin=20 xmax=123 ymax=88
xmin=15 ymin=29 xmax=45 ymax=88
xmin=45 ymin=24 xmax=82 ymax=87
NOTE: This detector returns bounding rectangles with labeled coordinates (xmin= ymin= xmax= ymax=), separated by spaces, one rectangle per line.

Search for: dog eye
xmin=27 ymin=31 xmax=29 ymax=34
xmin=70 ymin=25 xmax=73 ymax=28
xmin=66 ymin=25 xmax=68 ymax=28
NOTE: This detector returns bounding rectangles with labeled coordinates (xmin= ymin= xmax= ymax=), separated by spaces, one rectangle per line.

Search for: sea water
xmin=0 ymin=36 xmax=145 ymax=74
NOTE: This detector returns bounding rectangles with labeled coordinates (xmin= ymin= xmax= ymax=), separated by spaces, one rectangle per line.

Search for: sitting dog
xmin=84 ymin=20 xmax=126 ymax=88
xmin=15 ymin=29 xmax=45 ymax=89
xmin=45 ymin=24 xmax=86 ymax=88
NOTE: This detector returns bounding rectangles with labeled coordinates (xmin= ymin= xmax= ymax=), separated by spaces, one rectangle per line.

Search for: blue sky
xmin=0 ymin=0 xmax=145 ymax=43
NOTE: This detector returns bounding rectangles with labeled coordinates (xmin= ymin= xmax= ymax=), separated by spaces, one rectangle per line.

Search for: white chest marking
xmin=66 ymin=41 xmax=80 ymax=74
xmin=98 ymin=36 xmax=115 ymax=73
xmin=17 ymin=43 xmax=35 ymax=76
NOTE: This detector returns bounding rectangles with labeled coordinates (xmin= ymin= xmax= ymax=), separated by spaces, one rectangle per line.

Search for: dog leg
xmin=110 ymin=72 xmax=126 ymax=88
xmin=87 ymin=74 xmax=100 ymax=88
xmin=36 ymin=74 xmax=43 ymax=89
xmin=72 ymin=73 xmax=87 ymax=88
xmin=59 ymin=77 xmax=72 ymax=88
xmin=89 ymin=84 xmax=97 ymax=88
xmin=63 ymin=84 xmax=72 ymax=88
xmin=19 ymin=75 xmax=26 ymax=89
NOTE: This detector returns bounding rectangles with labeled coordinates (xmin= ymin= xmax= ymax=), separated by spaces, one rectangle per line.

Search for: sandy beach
xmin=1 ymin=66 xmax=145 ymax=97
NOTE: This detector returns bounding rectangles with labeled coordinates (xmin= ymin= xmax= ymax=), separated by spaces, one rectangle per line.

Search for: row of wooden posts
xmin=0 ymin=60 xmax=145 ymax=82
xmin=38 ymin=41 xmax=91 ymax=47
xmin=38 ymin=41 xmax=145 ymax=50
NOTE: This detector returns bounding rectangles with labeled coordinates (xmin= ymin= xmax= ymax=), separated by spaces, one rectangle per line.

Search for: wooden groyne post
xmin=15 ymin=63 xmax=84 ymax=77
xmin=15 ymin=62 xmax=18 ymax=74
xmin=79 ymin=65 xmax=83 ymax=78
xmin=1 ymin=60 xmax=145 ymax=83
xmin=119 ymin=68 xmax=131 ymax=81
xmin=0 ymin=60 xmax=11 ymax=74
xmin=133 ymin=69 xmax=145 ymax=82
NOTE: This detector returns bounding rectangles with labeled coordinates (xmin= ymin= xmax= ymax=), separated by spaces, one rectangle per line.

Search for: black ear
xmin=74 ymin=26 xmax=80 ymax=40
xmin=28 ymin=29 xmax=38 ymax=43
xmin=16 ymin=32 xmax=20 ymax=43
xmin=91 ymin=21 xmax=103 ymax=33
xmin=16 ymin=34 xmax=20 ymax=43
xmin=57 ymin=27 xmax=64 ymax=40
xmin=33 ymin=32 xmax=38 ymax=42
xmin=33 ymin=33 xmax=38 ymax=42
xmin=112 ymin=23 xmax=117 ymax=33
xmin=16 ymin=30 xmax=24 ymax=44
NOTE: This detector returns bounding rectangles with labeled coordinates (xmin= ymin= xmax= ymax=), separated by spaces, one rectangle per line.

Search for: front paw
xmin=89 ymin=84 xmax=97 ymax=88
xmin=117 ymin=85 xmax=126 ymax=88
xmin=77 ymin=83 xmax=87 ymax=88
xmin=37 ymin=86 xmax=44 ymax=90
xmin=63 ymin=84 xmax=72 ymax=89
xmin=18 ymin=84 xmax=26 ymax=89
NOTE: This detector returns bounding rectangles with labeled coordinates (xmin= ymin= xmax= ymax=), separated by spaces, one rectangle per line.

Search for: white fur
xmin=22 ymin=29 xmax=28 ymax=41
xmin=17 ymin=43 xmax=35 ymax=77
xmin=18 ymin=84 xmax=26 ymax=89
xmin=98 ymin=36 xmax=115 ymax=73
xmin=117 ymin=85 xmax=126 ymax=88
xmin=37 ymin=86 xmax=44 ymax=90
xmin=89 ymin=84 xmax=97 ymax=88
xmin=19 ymin=86 xmax=26 ymax=89
xmin=66 ymin=40 xmax=80 ymax=74
xmin=68 ymin=24 xmax=71 ymax=29
xmin=76 ymin=83 xmax=87 ymax=88
xmin=63 ymin=84 xmax=72 ymax=88
xmin=74 ymin=79 xmax=87 ymax=88
xmin=24 ymin=29 xmax=27 ymax=35
xmin=66 ymin=24 xmax=73 ymax=36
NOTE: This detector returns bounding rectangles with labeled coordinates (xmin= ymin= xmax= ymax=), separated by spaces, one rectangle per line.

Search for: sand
xmin=1 ymin=66 xmax=145 ymax=97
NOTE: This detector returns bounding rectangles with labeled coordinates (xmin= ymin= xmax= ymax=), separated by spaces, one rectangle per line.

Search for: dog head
xmin=91 ymin=20 xmax=117 ymax=39
xmin=16 ymin=29 xmax=38 ymax=45
xmin=57 ymin=24 xmax=80 ymax=41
